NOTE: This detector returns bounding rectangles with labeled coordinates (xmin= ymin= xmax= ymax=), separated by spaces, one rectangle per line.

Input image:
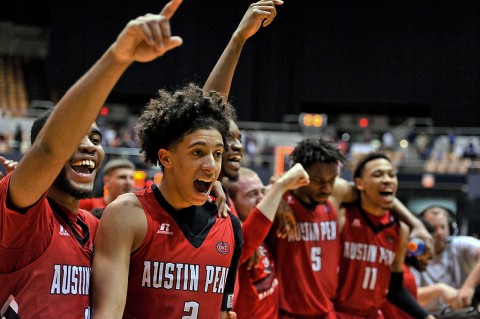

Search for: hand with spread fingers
xmin=111 ymin=0 xmax=183 ymax=63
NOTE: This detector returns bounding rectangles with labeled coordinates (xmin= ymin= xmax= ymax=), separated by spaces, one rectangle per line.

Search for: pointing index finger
xmin=160 ymin=0 xmax=182 ymax=19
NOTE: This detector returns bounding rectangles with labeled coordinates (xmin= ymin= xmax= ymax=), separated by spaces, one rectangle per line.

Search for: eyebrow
xmin=188 ymin=141 xmax=224 ymax=148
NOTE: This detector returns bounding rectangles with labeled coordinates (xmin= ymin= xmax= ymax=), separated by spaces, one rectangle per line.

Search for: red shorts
xmin=280 ymin=309 xmax=337 ymax=319
xmin=336 ymin=310 xmax=384 ymax=319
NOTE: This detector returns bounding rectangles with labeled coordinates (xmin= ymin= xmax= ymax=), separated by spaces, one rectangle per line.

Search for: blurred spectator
xmin=79 ymin=158 xmax=135 ymax=218
xmin=417 ymin=205 xmax=480 ymax=312
xmin=462 ymin=141 xmax=478 ymax=160
xmin=13 ymin=124 xmax=23 ymax=153
xmin=382 ymin=131 xmax=395 ymax=150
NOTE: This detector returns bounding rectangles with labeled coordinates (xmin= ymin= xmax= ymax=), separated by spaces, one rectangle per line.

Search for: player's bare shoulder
xmin=100 ymin=193 xmax=147 ymax=243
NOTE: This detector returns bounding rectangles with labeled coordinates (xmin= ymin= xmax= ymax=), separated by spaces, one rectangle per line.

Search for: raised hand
xmin=234 ymin=0 xmax=283 ymax=41
xmin=276 ymin=163 xmax=310 ymax=191
xmin=111 ymin=0 xmax=183 ymax=63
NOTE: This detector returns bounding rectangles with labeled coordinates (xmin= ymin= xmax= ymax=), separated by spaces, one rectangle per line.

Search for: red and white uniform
xmin=124 ymin=186 xmax=239 ymax=319
xmin=268 ymin=193 xmax=340 ymax=318
xmin=335 ymin=203 xmax=400 ymax=319
xmin=235 ymin=208 xmax=278 ymax=319
xmin=0 ymin=173 xmax=98 ymax=319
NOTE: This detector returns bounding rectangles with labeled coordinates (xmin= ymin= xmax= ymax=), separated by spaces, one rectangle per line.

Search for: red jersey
xmin=235 ymin=208 xmax=278 ymax=319
xmin=335 ymin=203 xmax=400 ymax=318
xmin=79 ymin=197 xmax=106 ymax=211
xmin=268 ymin=194 xmax=340 ymax=317
xmin=124 ymin=185 xmax=240 ymax=319
xmin=381 ymin=264 xmax=416 ymax=319
xmin=0 ymin=173 xmax=99 ymax=319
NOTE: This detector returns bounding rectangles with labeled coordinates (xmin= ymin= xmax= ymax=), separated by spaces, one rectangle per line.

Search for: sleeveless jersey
xmin=124 ymin=186 xmax=237 ymax=319
xmin=0 ymin=174 xmax=98 ymax=319
xmin=381 ymin=264 xmax=416 ymax=319
xmin=268 ymin=194 xmax=340 ymax=316
xmin=235 ymin=208 xmax=278 ymax=319
xmin=335 ymin=203 xmax=400 ymax=317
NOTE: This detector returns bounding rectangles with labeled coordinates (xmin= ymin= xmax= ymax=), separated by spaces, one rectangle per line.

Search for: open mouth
xmin=193 ymin=179 xmax=212 ymax=195
xmin=379 ymin=191 xmax=394 ymax=198
xmin=71 ymin=160 xmax=96 ymax=174
xmin=227 ymin=155 xmax=242 ymax=168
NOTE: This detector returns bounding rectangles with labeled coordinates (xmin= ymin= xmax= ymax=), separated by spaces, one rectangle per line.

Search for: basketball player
xmin=224 ymin=164 xmax=309 ymax=318
xmin=334 ymin=152 xmax=434 ymax=319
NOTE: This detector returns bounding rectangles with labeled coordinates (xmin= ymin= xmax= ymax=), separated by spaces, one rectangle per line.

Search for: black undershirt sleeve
xmin=221 ymin=212 xmax=243 ymax=311
xmin=387 ymin=271 xmax=430 ymax=319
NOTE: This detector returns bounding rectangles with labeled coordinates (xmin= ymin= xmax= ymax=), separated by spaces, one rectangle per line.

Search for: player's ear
xmin=354 ymin=177 xmax=364 ymax=191
xmin=158 ymin=149 xmax=172 ymax=168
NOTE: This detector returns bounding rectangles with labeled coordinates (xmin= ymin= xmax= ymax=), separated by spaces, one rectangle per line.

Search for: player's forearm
xmin=256 ymin=181 xmax=289 ymax=222
xmin=40 ymin=48 xmax=130 ymax=157
xmin=203 ymin=34 xmax=247 ymax=100
xmin=391 ymin=198 xmax=420 ymax=228
xmin=461 ymin=257 xmax=480 ymax=291
xmin=417 ymin=284 xmax=446 ymax=306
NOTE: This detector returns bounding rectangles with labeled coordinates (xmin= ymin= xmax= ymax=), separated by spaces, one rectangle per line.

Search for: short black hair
xmin=353 ymin=152 xmax=391 ymax=179
xmin=135 ymin=83 xmax=233 ymax=166
xmin=290 ymin=139 xmax=344 ymax=169
xmin=30 ymin=108 xmax=54 ymax=144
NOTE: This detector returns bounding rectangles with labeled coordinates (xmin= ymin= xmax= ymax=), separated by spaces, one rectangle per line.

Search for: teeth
xmin=197 ymin=178 xmax=212 ymax=183
xmin=72 ymin=160 xmax=96 ymax=169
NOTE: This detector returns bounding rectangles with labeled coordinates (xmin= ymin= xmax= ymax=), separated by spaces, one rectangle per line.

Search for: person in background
xmin=203 ymin=0 xmax=283 ymax=219
xmin=334 ymin=152 xmax=434 ymax=319
xmin=267 ymin=140 xmax=433 ymax=319
xmin=419 ymin=205 xmax=480 ymax=312
xmin=80 ymin=158 xmax=135 ymax=218
xmin=224 ymin=165 xmax=309 ymax=318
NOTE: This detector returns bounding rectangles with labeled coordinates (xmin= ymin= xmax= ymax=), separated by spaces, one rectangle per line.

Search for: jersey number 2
xmin=182 ymin=301 xmax=199 ymax=319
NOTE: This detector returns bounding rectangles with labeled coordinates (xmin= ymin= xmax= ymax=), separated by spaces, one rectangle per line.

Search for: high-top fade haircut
xmin=136 ymin=83 xmax=234 ymax=167
xmin=30 ymin=108 xmax=54 ymax=144
xmin=290 ymin=139 xmax=344 ymax=169
xmin=353 ymin=152 xmax=391 ymax=179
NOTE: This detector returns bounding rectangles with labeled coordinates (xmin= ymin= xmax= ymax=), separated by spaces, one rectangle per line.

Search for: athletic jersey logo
xmin=1 ymin=295 xmax=18 ymax=318
xmin=59 ymin=225 xmax=70 ymax=236
xmin=157 ymin=223 xmax=173 ymax=235
xmin=352 ymin=218 xmax=362 ymax=228
xmin=216 ymin=241 xmax=230 ymax=254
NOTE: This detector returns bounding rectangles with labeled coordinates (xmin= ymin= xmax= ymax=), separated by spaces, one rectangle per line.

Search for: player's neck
xmin=359 ymin=198 xmax=387 ymax=217
xmin=158 ymin=178 xmax=190 ymax=211
xmin=47 ymin=187 xmax=80 ymax=213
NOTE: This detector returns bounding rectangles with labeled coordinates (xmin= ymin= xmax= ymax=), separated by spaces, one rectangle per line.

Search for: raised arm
xmin=8 ymin=0 xmax=183 ymax=209
xmin=203 ymin=0 xmax=282 ymax=99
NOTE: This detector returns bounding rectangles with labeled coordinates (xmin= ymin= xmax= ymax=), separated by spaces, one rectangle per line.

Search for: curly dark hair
xmin=136 ymin=83 xmax=234 ymax=166
xmin=290 ymin=139 xmax=344 ymax=169
xmin=353 ymin=152 xmax=391 ymax=179
xmin=30 ymin=107 xmax=54 ymax=144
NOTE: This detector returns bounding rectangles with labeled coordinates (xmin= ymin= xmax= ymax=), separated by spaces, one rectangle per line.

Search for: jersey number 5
xmin=311 ymin=247 xmax=321 ymax=271
xmin=182 ymin=301 xmax=199 ymax=319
